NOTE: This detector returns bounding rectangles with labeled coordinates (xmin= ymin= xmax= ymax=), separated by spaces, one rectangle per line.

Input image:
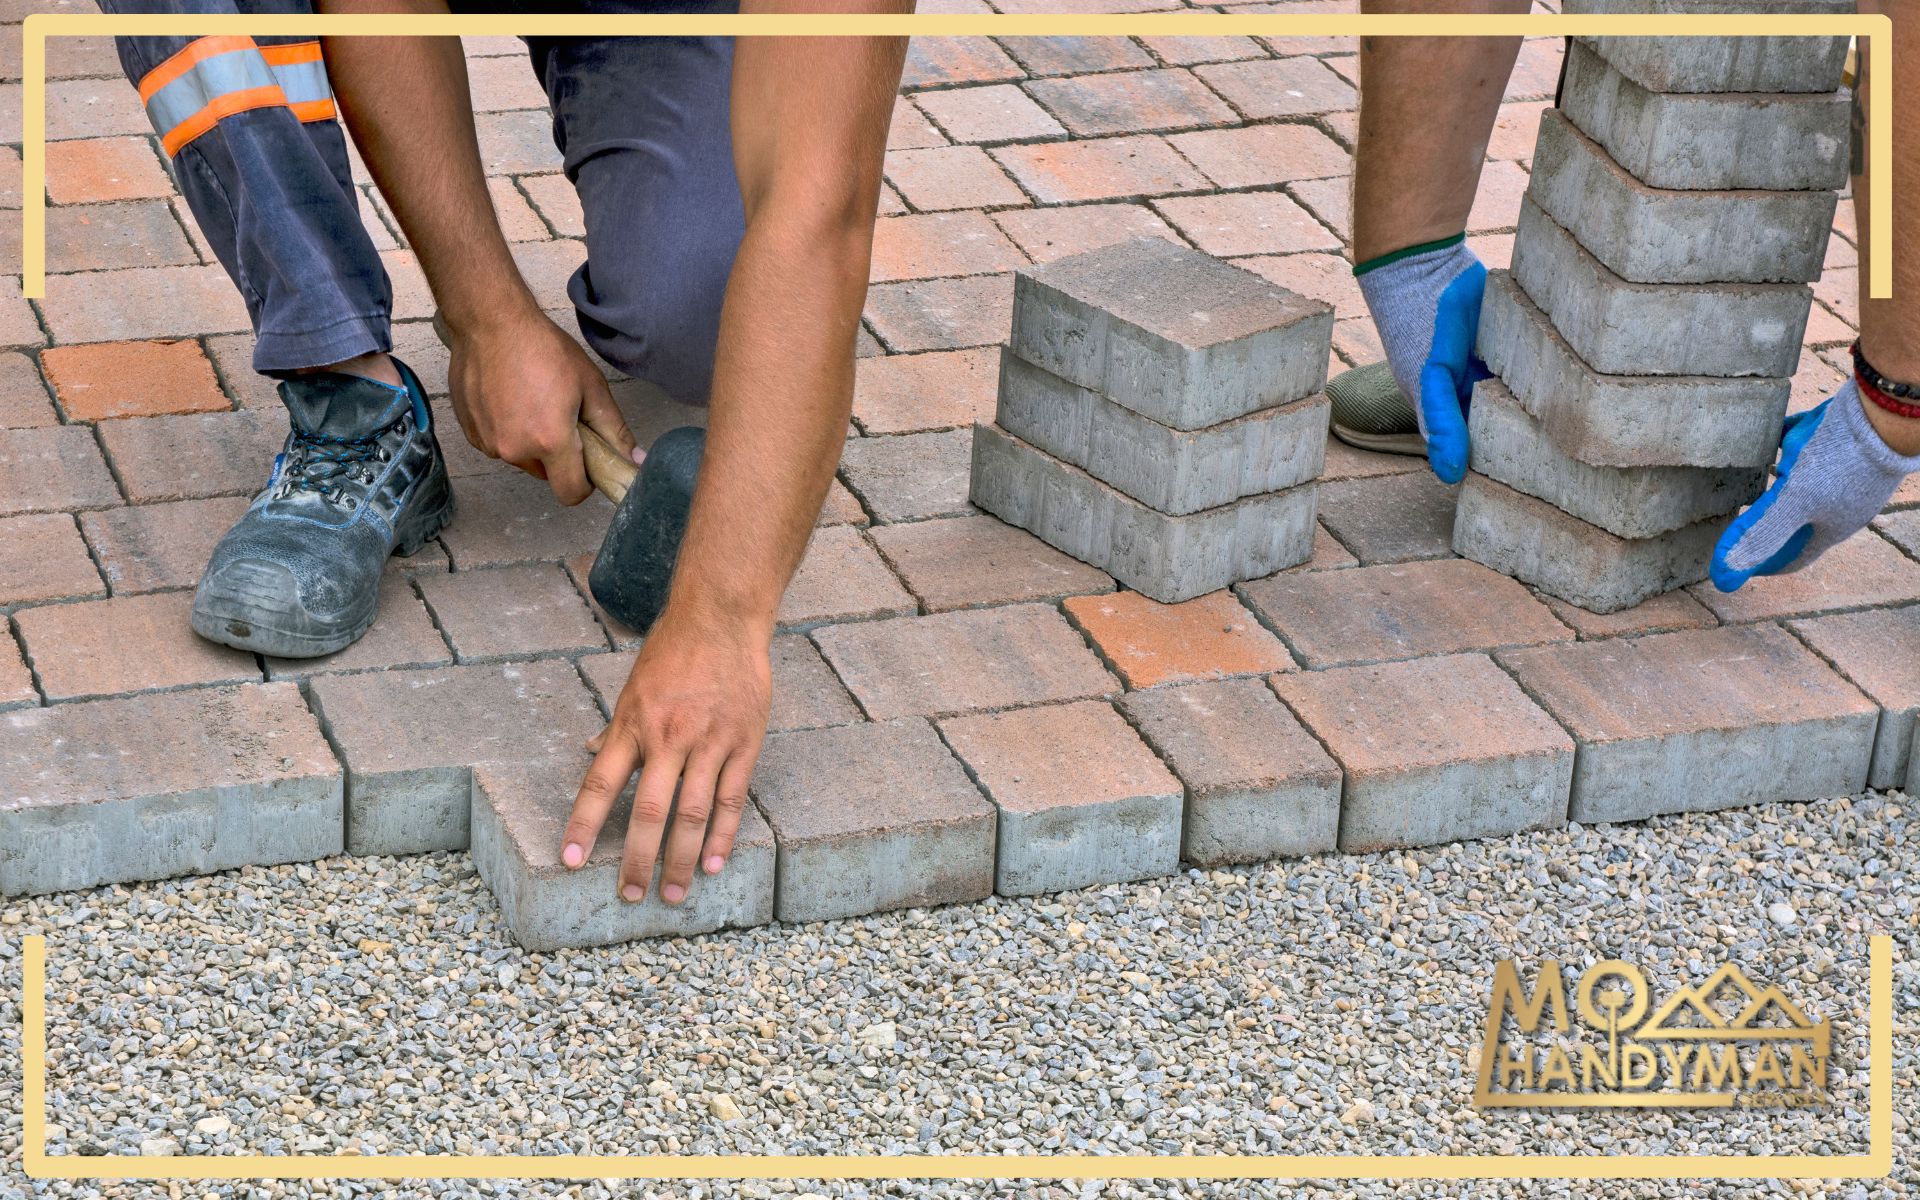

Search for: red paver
xmin=1507 ymin=38 xmax=1566 ymax=101
xmin=464 ymin=54 xmax=551 ymax=112
xmin=0 ymin=511 xmax=103 ymax=607
xmin=1062 ymin=588 xmax=1293 ymax=688
xmin=1541 ymin=589 xmax=1718 ymax=640
xmin=1487 ymin=100 xmax=1550 ymax=162
xmin=96 ymin=409 xmax=283 ymax=503
xmin=837 ymin=427 xmax=976 ymax=523
xmin=1315 ymin=473 xmax=1460 ymax=565
xmin=853 ymin=347 xmax=999 ymax=435
xmin=1120 ymin=677 xmax=1342 ymax=864
xmin=437 ymin=471 xmax=615 ymax=569
xmin=77 ymin=495 xmax=248 ymax=596
xmin=1288 ymin=176 xmax=1352 ymax=246
xmin=1688 ymin=532 xmax=1920 ymax=623
xmin=517 ymin=172 xmax=584 ymax=238
xmin=991 ymin=135 xmax=1208 ymax=205
xmin=37 ymin=263 xmax=252 ymax=344
xmin=1138 ymin=34 xmax=1266 ymax=66
xmin=1790 ymin=603 xmax=1920 ymax=790
xmin=864 ymin=274 xmax=1015 ymax=352
xmin=1168 ymin=123 xmax=1350 ymax=188
xmin=816 ymin=602 xmax=1118 ymax=719
xmin=819 ymin=478 xmax=870 ymax=527
xmin=0 ymin=425 xmax=122 ymax=515
xmin=264 ymin=574 xmax=453 ymax=680
xmin=41 ymin=339 xmax=229 ymax=420
xmin=578 ymin=633 xmax=864 ymax=735
xmin=416 ymin=563 xmax=608 ymax=662
xmin=776 ymin=525 xmax=918 ymax=631
xmin=0 ymin=279 xmax=43 ymax=350
xmin=869 ymin=211 xmax=1028 ymax=283
xmin=1238 ymin=558 xmax=1571 ymax=668
xmin=901 ymin=37 xmax=1024 ymax=90
xmin=1499 ymin=625 xmax=1876 ymax=823
xmin=46 ymin=78 xmax=151 ymax=141
xmin=992 ymin=202 xmax=1179 ymax=264
xmin=1 ymin=632 xmax=35 ymax=709
xmin=1234 ymin=251 xmax=1362 ymax=317
xmin=44 ymin=136 xmax=172 ymax=204
xmin=46 ymin=199 xmax=198 ymax=273
xmin=16 ymin=589 xmax=260 ymax=701
xmin=913 ymin=84 xmax=1067 ymax=144
xmin=884 ymin=146 xmax=1028 ymax=213
xmin=1194 ymin=56 xmax=1356 ymax=119
xmin=939 ymin=698 xmax=1182 ymax=895
xmin=1291 ymin=522 xmax=1360 ymax=573
xmin=889 ymin=102 xmax=950 ymax=150
xmin=1152 ymin=191 xmax=1341 ymax=257
xmin=474 ymin=109 xmax=564 ymax=175
xmin=1024 ymin=68 xmax=1236 ymax=137
xmin=998 ymin=36 xmax=1153 ymax=77
xmin=483 ymin=176 xmax=550 ymax=243
xmin=1233 ymin=0 xmax=1358 ymax=58
xmin=1273 ymin=653 xmax=1574 ymax=852
xmin=1466 ymin=160 xmax=1531 ymax=234
xmin=871 ymin=513 xmax=1113 ymax=612
xmin=0 ymin=353 xmax=56 ymax=428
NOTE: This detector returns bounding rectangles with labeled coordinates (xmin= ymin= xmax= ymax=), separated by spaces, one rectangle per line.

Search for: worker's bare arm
xmin=563 ymin=4 xmax=911 ymax=905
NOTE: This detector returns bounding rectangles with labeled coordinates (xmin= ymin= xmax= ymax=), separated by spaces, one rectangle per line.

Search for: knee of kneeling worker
xmin=573 ymin=273 xmax=727 ymax=407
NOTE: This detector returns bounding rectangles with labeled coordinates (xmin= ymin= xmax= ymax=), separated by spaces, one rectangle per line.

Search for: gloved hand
xmin=1711 ymin=380 xmax=1920 ymax=592
xmin=1355 ymin=236 xmax=1491 ymax=485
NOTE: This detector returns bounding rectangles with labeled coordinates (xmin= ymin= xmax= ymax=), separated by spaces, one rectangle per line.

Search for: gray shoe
xmin=1327 ymin=360 xmax=1427 ymax=456
xmin=192 ymin=359 xmax=454 ymax=658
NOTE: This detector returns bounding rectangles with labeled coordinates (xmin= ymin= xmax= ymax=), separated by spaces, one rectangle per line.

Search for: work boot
xmin=191 ymin=359 xmax=454 ymax=658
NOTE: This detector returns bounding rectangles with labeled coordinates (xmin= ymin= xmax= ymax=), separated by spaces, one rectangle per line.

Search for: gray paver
xmin=1789 ymin=605 xmax=1920 ymax=791
xmin=1567 ymin=0 xmax=1849 ymax=95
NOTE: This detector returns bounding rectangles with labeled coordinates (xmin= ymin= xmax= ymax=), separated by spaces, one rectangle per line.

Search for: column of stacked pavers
xmin=970 ymin=237 xmax=1335 ymax=602
xmin=1455 ymin=3 xmax=1852 ymax=613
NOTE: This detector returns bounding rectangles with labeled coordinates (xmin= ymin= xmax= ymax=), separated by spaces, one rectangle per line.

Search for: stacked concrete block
xmin=971 ymin=237 xmax=1334 ymax=603
xmin=1461 ymin=19 xmax=1846 ymax=612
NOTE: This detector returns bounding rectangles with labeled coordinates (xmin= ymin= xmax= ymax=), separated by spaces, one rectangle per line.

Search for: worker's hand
xmin=560 ymin=610 xmax=773 ymax=905
xmin=1355 ymin=238 xmax=1491 ymax=485
xmin=443 ymin=307 xmax=639 ymax=505
xmin=1712 ymin=381 xmax=1920 ymax=591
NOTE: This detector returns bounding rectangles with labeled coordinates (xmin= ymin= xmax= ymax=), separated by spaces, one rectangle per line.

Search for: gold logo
xmin=1473 ymin=960 xmax=1831 ymax=1109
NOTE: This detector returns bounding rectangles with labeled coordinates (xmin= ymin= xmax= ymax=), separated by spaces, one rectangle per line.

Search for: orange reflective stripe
xmin=137 ymin=34 xmax=260 ymax=104
xmin=287 ymin=97 xmax=338 ymax=123
xmin=160 ymin=84 xmax=289 ymax=156
xmin=259 ymin=41 xmax=324 ymax=68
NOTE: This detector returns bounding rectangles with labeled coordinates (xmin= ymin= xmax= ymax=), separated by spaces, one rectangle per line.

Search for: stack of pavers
xmin=971 ymin=237 xmax=1335 ymax=603
xmin=1454 ymin=0 xmax=1852 ymax=612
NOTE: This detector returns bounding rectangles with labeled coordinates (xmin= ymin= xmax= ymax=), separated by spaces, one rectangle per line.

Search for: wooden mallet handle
xmin=578 ymin=423 xmax=639 ymax=506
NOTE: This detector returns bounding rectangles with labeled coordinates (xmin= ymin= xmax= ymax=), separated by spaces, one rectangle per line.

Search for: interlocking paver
xmin=853 ymin=347 xmax=999 ymax=435
xmin=1273 ymin=653 xmax=1574 ymax=853
xmin=940 ymin=699 xmax=1182 ymax=895
xmin=1687 ymin=531 xmax=1920 ymax=624
xmin=77 ymin=495 xmax=248 ymax=595
xmin=1541 ymin=588 xmax=1718 ymax=641
xmin=1 ymin=633 xmax=34 ymax=710
xmin=1235 ymin=251 xmax=1363 ymax=316
xmin=838 ymin=427 xmax=975 ymax=523
xmin=884 ymin=146 xmax=1028 ymax=212
xmin=0 ymin=424 xmax=121 ymax=515
xmin=1790 ymin=604 xmax=1920 ymax=790
xmin=1500 ymin=624 xmax=1875 ymax=824
xmin=45 ymin=136 xmax=172 ymax=204
xmin=37 ymin=263 xmax=252 ymax=344
xmin=0 ymin=511 xmax=102 ymax=607
xmin=0 ymin=352 xmax=56 ymax=428
xmin=776 ymin=524 xmax=918 ymax=631
xmin=264 ymin=576 xmax=451 ymax=680
xmin=816 ymin=601 xmax=1117 ymax=720
xmin=0 ymin=683 xmax=343 ymax=897
xmin=869 ymin=211 xmax=1028 ymax=283
xmin=0 ymin=278 xmax=44 ymax=349
xmin=900 ymin=37 xmax=1024 ymax=90
xmin=889 ymin=102 xmax=950 ymax=151
xmin=1024 ymin=68 xmax=1236 ymax=137
xmin=438 ymin=471 xmax=615 ymax=569
xmin=1315 ymin=472 xmax=1459 ymax=565
xmin=990 ymin=135 xmax=1208 ymax=206
xmin=15 ymin=589 xmax=260 ymax=701
xmin=1487 ymin=99 xmax=1551 ymax=162
xmin=45 ymin=78 xmax=151 ymax=141
xmin=416 ymin=563 xmax=608 ymax=662
xmin=96 ymin=408 xmax=283 ymax=502
xmin=1138 ymin=34 xmax=1266 ymax=66
xmin=997 ymin=36 xmax=1153 ymax=77
xmin=864 ymin=274 xmax=1014 ymax=352
xmin=1152 ymin=191 xmax=1342 ymax=258
xmin=47 ymin=199 xmax=198 ymax=273
xmin=41 ymin=339 xmax=230 ymax=420
xmin=992 ymin=203 xmax=1178 ymax=265
xmin=1568 ymin=0 xmax=1848 ymax=94
xmin=1062 ymin=588 xmax=1292 ymax=689
xmin=1168 ymin=123 xmax=1348 ymax=188
xmin=1121 ymin=678 xmax=1341 ymax=865
xmin=474 ymin=109 xmax=564 ymax=175
xmin=912 ymin=85 xmax=1065 ymax=145
xmin=1239 ymin=558 xmax=1570 ymax=668
xmin=579 ymin=634 xmax=863 ymax=735
xmin=871 ymin=512 xmax=1112 ymax=612
xmin=517 ymin=172 xmax=584 ymax=238
xmin=472 ymin=760 xmax=776 ymax=949
xmin=1877 ymin=510 xmax=1919 ymax=558
xmin=1194 ymin=56 xmax=1355 ymax=118
xmin=308 ymin=660 xmax=603 ymax=855
xmin=750 ymin=717 xmax=997 ymax=923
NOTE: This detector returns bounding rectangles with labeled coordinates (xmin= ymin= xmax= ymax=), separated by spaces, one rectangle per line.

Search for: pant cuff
xmin=252 ymin=315 xmax=394 ymax=378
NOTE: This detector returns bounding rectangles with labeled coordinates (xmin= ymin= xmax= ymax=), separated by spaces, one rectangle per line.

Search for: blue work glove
xmin=1355 ymin=235 xmax=1491 ymax=484
xmin=1712 ymin=380 xmax=1920 ymax=592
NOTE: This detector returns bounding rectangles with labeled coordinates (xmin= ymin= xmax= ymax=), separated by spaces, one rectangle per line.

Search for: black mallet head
xmin=584 ymin=424 xmax=705 ymax=635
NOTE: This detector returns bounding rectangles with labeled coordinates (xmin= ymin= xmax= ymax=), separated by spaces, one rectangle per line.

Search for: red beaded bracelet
xmin=1852 ymin=341 xmax=1920 ymax=419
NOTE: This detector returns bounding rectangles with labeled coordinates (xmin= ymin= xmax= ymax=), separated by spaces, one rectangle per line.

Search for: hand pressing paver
xmin=1009 ymin=237 xmax=1332 ymax=430
xmin=971 ymin=422 xmax=1318 ymax=603
xmin=1566 ymin=0 xmax=1848 ymax=94
xmin=1527 ymin=110 xmax=1836 ymax=285
xmin=0 ymin=512 xmax=103 ymax=606
xmin=1453 ymin=474 xmax=1721 ymax=614
xmin=415 ymin=563 xmax=608 ymax=662
xmin=308 ymin=660 xmax=604 ymax=856
xmin=1790 ymin=605 xmax=1920 ymax=790
xmin=0 ymin=425 xmax=122 ymax=515
xmin=815 ymin=601 xmax=1117 ymax=720
xmin=869 ymin=513 xmax=1114 ymax=613
xmin=76 ymin=496 xmax=249 ymax=595
xmin=1509 ymin=197 xmax=1813 ymax=379
xmin=577 ymin=634 xmax=864 ymax=735
xmin=940 ymin=700 xmax=1181 ymax=896
xmin=750 ymin=717 xmax=996 ymax=923
xmin=1061 ymin=588 xmax=1293 ymax=689
xmin=1237 ymin=558 xmax=1571 ymax=669
xmin=1478 ymin=272 xmax=1788 ymax=468
xmin=1467 ymin=380 xmax=1764 ymax=540
xmin=1272 ymin=653 xmax=1573 ymax=853
xmin=1120 ymin=679 xmax=1341 ymax=866
xmin=995 ymin=349 xmax=1330 ymax=515
xmin=1686 ymin=530 xmax=1920 ymax=623
xmin=0 ymin=683 xmax=342 ymax=897
xmin=1499 ymin=624 xmax=1876 ymax=823
xmin=471 ymin=761 xmax=775 ymax=950
xmin=15 ymin=590 xmax=261 ymax=701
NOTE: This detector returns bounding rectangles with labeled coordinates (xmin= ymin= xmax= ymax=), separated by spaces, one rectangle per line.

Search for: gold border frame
xmin=15 ymin=934 xmax=1893 ymax=1181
